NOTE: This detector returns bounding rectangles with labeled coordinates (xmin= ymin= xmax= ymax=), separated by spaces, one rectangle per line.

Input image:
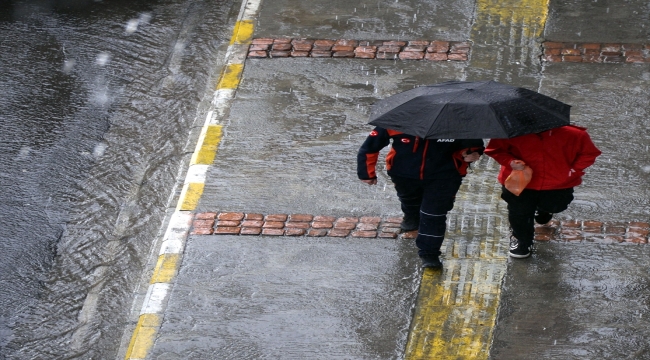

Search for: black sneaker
xmin=400 ymin=215 xmax=420 ymax=231
xmin=534 ymin=210 xmax=553 ymax=224
xmin=509 ymin=236 xmax=531 ymax=258
xmin=421 ymin=256 xmax=442 ymax=269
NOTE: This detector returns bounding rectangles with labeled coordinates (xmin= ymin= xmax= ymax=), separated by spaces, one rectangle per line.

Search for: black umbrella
xmin=368 ymin=80 xmax=571 ymax=139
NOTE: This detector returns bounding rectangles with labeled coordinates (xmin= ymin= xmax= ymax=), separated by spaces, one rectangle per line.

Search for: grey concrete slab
xmin=255 ymin=0 xmax=474 ymax=41
xmin=152 ymin=235 xmax=421 ymax=359
xmin=200 ymin=58 xmax=470 ymax=217
xmin=490 ymin=242 xmax=650 ymax=359
xmin=545 ymin=0 xmax=650 ymax=43
xmin=538 ymin=64 xmax=650 ymax=222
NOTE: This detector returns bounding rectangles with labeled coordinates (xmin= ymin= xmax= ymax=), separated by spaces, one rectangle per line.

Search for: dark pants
xmin=391 ymin=175 xmax=463 ymax=258
xmin=501 ymin=186 xmax=574 ymax=246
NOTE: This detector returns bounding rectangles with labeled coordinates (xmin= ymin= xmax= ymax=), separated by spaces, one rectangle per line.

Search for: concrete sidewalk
xmin=119 ymin=0 xmax=650 ymax=358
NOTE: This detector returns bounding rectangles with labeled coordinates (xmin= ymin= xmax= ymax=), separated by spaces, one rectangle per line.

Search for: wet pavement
xmin=117 ymin=0 xmax=650 ymax=357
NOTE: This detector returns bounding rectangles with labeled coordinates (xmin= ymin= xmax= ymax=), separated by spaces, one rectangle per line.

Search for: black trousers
xmin=391 ymin=175 xmax=462 ymax=258
xmin=501 ymin=186 xmax=574 ymax=246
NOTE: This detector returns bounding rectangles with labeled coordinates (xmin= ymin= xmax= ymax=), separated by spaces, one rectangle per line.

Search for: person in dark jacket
xmin=484 ymin=125 xmax=601 ymax=258
xmin=357 ymin=126 xmax=484 ymax=268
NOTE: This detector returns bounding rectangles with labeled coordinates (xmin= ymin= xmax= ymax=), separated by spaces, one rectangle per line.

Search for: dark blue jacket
xmin=357 ymin=127 xmax=484 ymax=180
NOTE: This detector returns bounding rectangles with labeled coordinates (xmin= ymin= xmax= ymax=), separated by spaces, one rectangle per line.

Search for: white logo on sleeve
xmin=437 ymin=139 xmax=455 ymax=142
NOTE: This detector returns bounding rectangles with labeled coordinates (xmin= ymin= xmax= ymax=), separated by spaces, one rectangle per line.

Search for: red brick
xmin=626 ymin=56 xmax=645 ymax=63
xmin=195 ymin=212 xmax=217 ymax=220
xmin=291 ymin=51 xmax=310 ymax=57
xmin=252 ymin=38 xmax=274 ymax=45
xmin=313 ymin=45 xmax=334 ymax=51
xmin=450 ymin=42 xmax=471 ymax=50
xmin=601 ymin=51 xmax=623 ymax=56
xmin=561 ymin=220 xmax=581 ymax=228
xmin=563 ymin=55 xmax=582 ymax=62
xmin=193 ymin=219 xmax=215 ymax=228
xmin=240 ymin=227 xmax=262 ymax=235
xmin=629 ymin=222 xmax=650 ymax=228
xmin=583 ymin=48 xmax=600 ymax=55
xmin=427 ymin=41 xmax=450 ymax=53
xmin=291 ymin=40 xmax=314 ymax=51
xmin=262 ymin=221 xmax=285 ymax=229
xmin=583 ymin=220 xmax=603 ymax=229
xmin=403 ymin=45 xmax=426 ymax=52
xmin=328 ymin=229 xmax=350 ymax=237
xmin=378 ymin=232 xmax=398 ymax=239
xmin=333 ymin=50 xmax=356 ymax=58
xmin=544 ymin=41 xmax=564 ymax=49
xmin=628 ymin=228 xmax=650 ymax=237
xmin=314 ymin=215 xmax=337 ymax=222
xmin=604 ymin=225 xmax=626 ymax=234
xmin=272 ymin=43 xmax=292 ymax=51
xmin=307 ymin=229 xmax=328 ymax=237
xmin=334 ymin=222 xmax=357 ymax=230
xmin=602 ymin=56 xmax=625 ymax=63
xmin=448 ymin=53 xmax=468 ymax=61
xmin=560 ymin=229 xmax=582 ymax=237
xmin=356 ymin=223 xmax=379 ymax=231
xmin=380 ymin=227 xmax=401 ymax=234
xmin=625 ymin=237 xmax=648 ymax=244
xmin=544 ymin=55 xmax=562 ymax=62
xmin=248 ymin=51 xmax=268 ymax=58
xmin=191 ymin=228 xmax=214 ymax=235
xmin=241 ymin=220 xmax=263 ymax=227
xmin=383 ymin=40 xmax=407 ymax=46
xmin=245 ymin=213 xmax=264 ymax=221
xmin=312 ymin=221 xmax=334 ymax=229
xmin=360 ymin=216 xmax=381 ymax=224
xmin=561 ymin=48 xmax=581 ymax=56
xmin=564 ymin=235 xmax=584 ymax=242
xmin=218 ymin=212 xmax=245 ymax=221
xmin=273 ymin=38 xmax=292 ymax=44
xmin=378 ymin=45 xmax=402 ymax=53
xmin=285 ymin=228 xmax=306 ymax=236
xmin=535 ymin=226 xmax=555 ymax=235
xmin=351 ymin=230 xmax=377 ymax=238
xmin=217 ymin=220 xmax=240 ymax=227
xmin=314 ymin=39 xmax=335 ymax=47
xmin=534 ymin=234 xmax=553 ymax=241
xmin=355 ymin=46 xmax=377 ymax=53
xmin=580 ymin=43 xmax=601 ymax=50
xmin=601 ymin=43 xmax=622 ymax=52
xmin=401 ymin=231 xmax=418 ymax=239
xmin=215 ymin=226 xmax=241 ymax=235
xmin=285 ymin=221 xmax=310 ymax=229
xmin=332 ymin=45 xmax=355 ymax=52
xmin=269 ymin=51 xmax=290 ymax=58
xmin=582 ymin=55 xmax=602 ymax=63
xmin=622 ymin=43 xmax=642 ymax=50
xmin=336 ymin=217 xmax=359 ymax=223
xmin=289 ymin=214 xmax=313 ymax=222
xmin=425 ymin=53 xmax=448 ymax=61
xmin=311 ymin=51 xmax=332 ymax=58
xmin=266 ymin=214 xmax=288 ymax=222
xmin=399 ymin=51 xmax=425 ymax=60
xmin=603 ymin=235 xmax=624 ymax=243
xmin=335 ymin=39 xmax=359 ymax=47
xmin=409 ymin=40 xmax=430 ymax=46
xmin=375 ymin=52 xmax=398 ymax=59
xmin=624 ymin=50 xmax=643 ymax=57
xmin=262 ymin=228 xmax=284 ymax=236
xmin=544 ymin=48 xmax=561 ymax=56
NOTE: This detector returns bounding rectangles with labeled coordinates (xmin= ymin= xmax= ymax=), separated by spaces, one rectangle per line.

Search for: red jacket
xmin=484 ymin=125 xmax=601 ymax=190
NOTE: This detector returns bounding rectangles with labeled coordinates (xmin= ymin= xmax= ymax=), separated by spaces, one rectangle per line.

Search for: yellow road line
xmin=150 ymin=254 xmax=181 ymax=284
xmin=230 ymin=20 xmax=255 ymax=45
xmin=191 ymin=125 xmax=223 ymax=165
xmin=125 ymin=314 xmax=161 ymax=359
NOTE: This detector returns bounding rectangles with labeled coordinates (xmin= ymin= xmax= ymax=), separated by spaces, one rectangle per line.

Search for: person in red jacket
xmin=484 ymin=125 xmax=601 ymax=258
xmin=357 ymin=126 xmax=484 ymax=268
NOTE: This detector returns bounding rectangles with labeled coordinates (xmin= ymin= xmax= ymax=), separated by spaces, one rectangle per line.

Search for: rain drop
xmin=336 ymin=15 xmax=338 ymax=20
xmin=63 ymin=59 xmax=76 ymax=74
xmin=400 ymin=69 xmax=403 ymax=74
xmin=336 ymin=93 xmax=339 ymax=98
xmin=413 ymin=14 xmax=417 ymax=22
xmin=93 ymin=143 xmax=107 ymax=158
xmin=125 ymin=19 xmax=139 ymax=34
xmin=554 ymin=340 xmax=557 ymax=345
xmin=366 ymin=81 xmax=369 ymax=85
xmin=96 ymin=52 xmax=111 ymax=66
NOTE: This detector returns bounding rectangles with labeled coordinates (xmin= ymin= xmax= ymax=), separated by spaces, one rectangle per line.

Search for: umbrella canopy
xmin=368 ymin=80 xmax=571 ymax=139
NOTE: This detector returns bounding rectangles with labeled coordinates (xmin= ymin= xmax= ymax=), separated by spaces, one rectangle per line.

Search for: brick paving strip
xmin=247 ymin=38 xmax=470 ymax=61
xmin=542 ymin=41 xmax=650 ymax=63
xmin=192 ymin=212 xmax=649 ymax=244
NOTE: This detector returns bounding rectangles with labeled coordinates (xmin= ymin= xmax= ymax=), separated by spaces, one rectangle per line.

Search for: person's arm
xmin=357 ymin=127 xmax=390 ymax=185
xmin=484 ymin=138 xmax=518 ymax=167
xmin=570 ymin=132 xmax=602 ymax=176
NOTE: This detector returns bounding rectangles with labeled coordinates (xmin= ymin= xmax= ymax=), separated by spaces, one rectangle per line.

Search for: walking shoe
xmin=421 ymin=256 xmax=442 ymax=269
xmin=400 ymin=215 xmax=420 ymax=231
xmin=509 ymin=236 xmax=531 ymax=258
xmin=534 ymin=210 xmax=553 ymax=224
